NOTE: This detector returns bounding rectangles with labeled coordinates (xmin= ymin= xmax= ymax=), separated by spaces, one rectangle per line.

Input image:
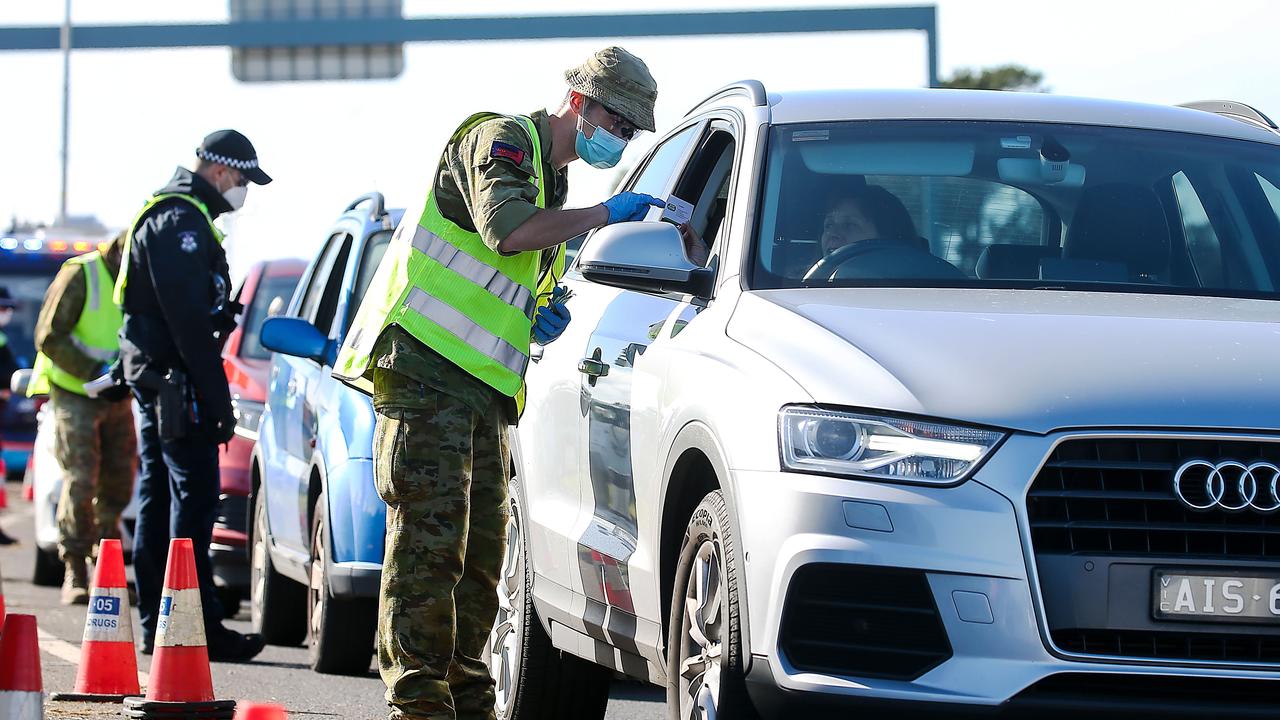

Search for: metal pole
xmin=58 ymin=0 xmax=71 ymax=224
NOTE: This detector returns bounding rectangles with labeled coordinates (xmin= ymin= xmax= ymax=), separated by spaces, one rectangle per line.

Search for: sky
xmin=1 ymin=0 xmax=1276 ymax=281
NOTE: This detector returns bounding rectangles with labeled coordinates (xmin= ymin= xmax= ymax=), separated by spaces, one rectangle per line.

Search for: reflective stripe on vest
xmin=29 ymin=252 xmax=124 ymax=396
xmin=334 ymin=112 xmax=565 ymax=415
xmin=113 ymin=192 xmax=223 ymax=306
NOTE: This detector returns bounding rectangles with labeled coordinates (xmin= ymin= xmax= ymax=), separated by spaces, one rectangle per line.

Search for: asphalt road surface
xmin=0 ymin=482 xmax=665 ymax=720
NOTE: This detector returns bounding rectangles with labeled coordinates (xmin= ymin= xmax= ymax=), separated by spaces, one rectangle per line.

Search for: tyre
xmin=485 ymin=477 xmax=612 ymax=720
xmin=666 ymin=490 xmax=757 ymax=720
xmin=33 ymin=545 xmax=64 ymax=586
xmin=250 ymin=487 xmax=306 ymax=645
xmin=307 ymin=492 xmax=376 ymax=675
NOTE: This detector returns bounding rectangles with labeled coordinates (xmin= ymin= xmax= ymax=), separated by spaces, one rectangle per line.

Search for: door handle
xmin=577 ymin=358 xmax=610 ymax=378
xmin=286 ymin=378 xmax=298 ymax=396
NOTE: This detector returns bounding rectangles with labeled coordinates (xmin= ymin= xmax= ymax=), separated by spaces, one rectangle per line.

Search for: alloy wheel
xmin=309 ymin=516 xmax=326 ymax=644
xmin=251 ymin=498 xmax=268 ymax=629
xmin=677 ymin=539 xmax=724 ymax=720
xmin=487 ymin=497 xmax=524 ymax=717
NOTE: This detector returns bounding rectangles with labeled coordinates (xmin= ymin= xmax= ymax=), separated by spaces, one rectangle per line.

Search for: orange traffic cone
xmin=50 ymin=538 xmax=141 ymax=702
xmin=234 ymin=702 xmax=288 ymax=719
xmin=123 ymin=538 xmax=236 ymax=719
xmin=0 ymin=614 xmax=43 ymax=720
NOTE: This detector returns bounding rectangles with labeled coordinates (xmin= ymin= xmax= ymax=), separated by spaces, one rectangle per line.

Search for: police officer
xmin=28 ymin=232 xmax=136 ymax=604
xmin=335 ymin=47 xmax=661 ymax=720
xmin=116 ymin=130 xmax=267 ymax=661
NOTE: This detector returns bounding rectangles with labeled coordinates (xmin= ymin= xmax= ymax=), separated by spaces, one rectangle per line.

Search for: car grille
xmin=1027 ymin=438 xmax=1280 ymax=559
xmin=779 ymin=564 xmax=951 ymax=680
xmin=1027 ymin=437 xmax=1280 ymax=664
xmin=1054 ymin=629 xmax=1280 ymax=663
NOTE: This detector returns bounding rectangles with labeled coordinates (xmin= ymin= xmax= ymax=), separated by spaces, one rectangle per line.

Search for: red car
xmin=213 ymin=258 xmax=305 ymax=614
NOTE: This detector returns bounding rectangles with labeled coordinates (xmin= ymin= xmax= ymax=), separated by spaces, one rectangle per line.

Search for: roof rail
xmin=685 ymin=80 xmax=768 ymax=117
xmin=1178 ymin=100 xmax=1278 ymax=130
xmin=344 ymin=192 xmax=387 ymax=221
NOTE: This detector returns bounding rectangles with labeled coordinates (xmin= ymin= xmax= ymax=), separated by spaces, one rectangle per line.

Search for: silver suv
xmin=486 ymin=82 xmax=1280 ymax=718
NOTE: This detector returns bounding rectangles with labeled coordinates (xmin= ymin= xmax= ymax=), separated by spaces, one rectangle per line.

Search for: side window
xmin=627 ymin=124 xmax=700 ymax=201
xmin=673 ymin=127 xmax=737 ymax=249
xmin=342 ymin=230 xmax=394 ymax=338
xmin=297 ymin=233 xmax=346 ymax=321
xmin=310 ymin=234 xmax=354 ymax=337
xmin=1172 ymin=171 xmax=1224 ymax=287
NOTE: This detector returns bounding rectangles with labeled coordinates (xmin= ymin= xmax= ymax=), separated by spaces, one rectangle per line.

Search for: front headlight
xmin=779 ymin=406 xmax=1004 ymax=485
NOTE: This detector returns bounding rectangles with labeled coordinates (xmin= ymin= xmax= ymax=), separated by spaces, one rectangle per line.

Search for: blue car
xmin=250 ymin=193 xmax=400 ymax=675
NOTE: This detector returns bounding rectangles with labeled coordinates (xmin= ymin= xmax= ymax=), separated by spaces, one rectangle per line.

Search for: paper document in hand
xmin=661 ymin=196 xmax=694 ymax=225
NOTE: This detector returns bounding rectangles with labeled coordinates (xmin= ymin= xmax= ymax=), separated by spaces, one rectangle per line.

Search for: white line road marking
xmin=37 ymin=627 xmax=150 ymax=688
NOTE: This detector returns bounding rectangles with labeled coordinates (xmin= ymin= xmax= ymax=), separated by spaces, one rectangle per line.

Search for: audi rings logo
xmin=1173 ymin=460 xmax=1280 ymax=513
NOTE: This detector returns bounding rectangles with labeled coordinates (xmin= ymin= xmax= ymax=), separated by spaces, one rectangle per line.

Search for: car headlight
xmin=231 ymin=398 xmax=265 ymax=434
xmin=779 ymin=406 xmax=1004 ymax=485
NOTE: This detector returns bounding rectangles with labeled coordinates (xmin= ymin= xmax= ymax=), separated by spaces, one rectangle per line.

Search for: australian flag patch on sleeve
xmin=490 ymin=141 xmax=526 ymax=165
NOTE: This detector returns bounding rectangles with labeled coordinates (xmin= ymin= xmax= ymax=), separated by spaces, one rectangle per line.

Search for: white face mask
xmin=222 ymin=184 xmax=248 ymax=211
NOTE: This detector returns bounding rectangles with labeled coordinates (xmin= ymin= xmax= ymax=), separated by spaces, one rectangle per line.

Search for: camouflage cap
xmin=564 ymin=46 xmax=658 ymax=133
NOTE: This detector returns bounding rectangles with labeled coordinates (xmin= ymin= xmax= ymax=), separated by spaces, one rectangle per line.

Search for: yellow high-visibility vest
xmin=113 ymin=192 xmax=223 ymax=305
xmin=29 ymin=252 xmax=123 ymax=396
xmin=335 ymin=113 xmax=565 ymax=416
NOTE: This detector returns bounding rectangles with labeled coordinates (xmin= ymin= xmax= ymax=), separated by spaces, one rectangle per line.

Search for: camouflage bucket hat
xmin=564 ymin=46 xmax=658 ymax=133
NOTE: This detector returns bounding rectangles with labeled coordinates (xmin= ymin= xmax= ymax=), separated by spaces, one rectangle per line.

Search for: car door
xmin=570 ymin=121 xmax=745 ymax=664
xmin=519 ymin=123 xmax=702 ymax=612
xmin=268 ymin=230 xmax=353 ymax=554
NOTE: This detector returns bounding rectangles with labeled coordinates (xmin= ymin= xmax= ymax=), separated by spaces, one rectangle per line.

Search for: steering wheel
xmin=802 ymin=238 xmax=965 ymax=282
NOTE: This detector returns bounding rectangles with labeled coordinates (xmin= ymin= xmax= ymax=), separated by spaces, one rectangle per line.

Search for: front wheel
xmin=307 ymin=492 xmax=376 ymax=675
xmin=250 ymin=486 xmax=306 ymax=645
xmin=666 ymin=490 xmax=756 ymax=720
xmin=484 ymin=477 xmax=611 ymax=720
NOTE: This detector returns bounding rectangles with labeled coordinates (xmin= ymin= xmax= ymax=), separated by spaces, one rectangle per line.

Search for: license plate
xmin=1154 ymin=571 xmax=1280 ymax=623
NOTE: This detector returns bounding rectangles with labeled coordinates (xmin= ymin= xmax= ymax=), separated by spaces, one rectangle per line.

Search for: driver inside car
xmin=820 ymin=185 xmax=918 ymax=256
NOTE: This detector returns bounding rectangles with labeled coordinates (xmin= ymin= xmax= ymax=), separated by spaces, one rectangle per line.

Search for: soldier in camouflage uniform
xmin=339 ymin=48 xmax=661 ymax=720
xmin=32 ymin=232 xmax=137 ymax=605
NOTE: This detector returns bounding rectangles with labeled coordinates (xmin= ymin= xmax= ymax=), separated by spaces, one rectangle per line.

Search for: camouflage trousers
xmin=373 ymin=370 xmax=510 ymax=720
xmin=53 ymin=385 xmax=137 ymax=561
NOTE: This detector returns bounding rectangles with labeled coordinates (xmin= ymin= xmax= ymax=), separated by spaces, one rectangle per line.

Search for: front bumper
xmin=733 ymin=431 xmax=1280 ymax=713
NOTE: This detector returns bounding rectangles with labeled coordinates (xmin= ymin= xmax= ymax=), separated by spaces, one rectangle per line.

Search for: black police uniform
xmin=120 ymin=131 xmax=269 ymax=661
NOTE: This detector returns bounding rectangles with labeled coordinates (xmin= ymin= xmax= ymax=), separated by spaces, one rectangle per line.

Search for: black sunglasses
xmin=598 ymin=104 xmax=639 ymax=141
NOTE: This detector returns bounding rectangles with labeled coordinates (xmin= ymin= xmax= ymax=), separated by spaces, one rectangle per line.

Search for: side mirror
xmin=9 ymin=368 xmax=32 ymax=395
xmin=578 ymin=222 xmax=714 ymax=298
xmin=260 ymin=317 xmax=327 ymax=361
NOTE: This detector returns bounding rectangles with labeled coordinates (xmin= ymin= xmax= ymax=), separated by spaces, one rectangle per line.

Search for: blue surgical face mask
xmin=575 ymin=113 xmax=627 ymax=169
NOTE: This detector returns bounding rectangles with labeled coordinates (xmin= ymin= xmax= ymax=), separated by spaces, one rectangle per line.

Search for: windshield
xmin=239 ymin=272 xmax=302 ymax=360
xmin=751 ymin=120 xmax=1280 ymax=300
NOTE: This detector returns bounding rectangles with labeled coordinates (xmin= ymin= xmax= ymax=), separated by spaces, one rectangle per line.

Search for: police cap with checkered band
xmin=196 ymin=129 xmax=272 ymax=185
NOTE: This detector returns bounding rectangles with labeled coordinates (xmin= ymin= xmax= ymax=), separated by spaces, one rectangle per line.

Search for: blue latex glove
xmin=532 ymin=288 xmax=572 ymax=345
xmin=602 ymin=192 xmax=664 ymax=225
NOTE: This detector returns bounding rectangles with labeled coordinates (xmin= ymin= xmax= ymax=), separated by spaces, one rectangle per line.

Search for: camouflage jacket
xmin=33 ymin=232 xmax=125 ymax=381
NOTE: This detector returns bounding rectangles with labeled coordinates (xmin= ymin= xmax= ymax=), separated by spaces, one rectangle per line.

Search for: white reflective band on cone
xmin=82 ymin=587 xmax=135 ymax=643
xmin=0 ymin=690 xmax=42 ymax=720
xmin=156 ymin=588 xmax=206 ymax=647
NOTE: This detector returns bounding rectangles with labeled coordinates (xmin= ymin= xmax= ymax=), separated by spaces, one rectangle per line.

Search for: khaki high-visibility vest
xmin=113 ymin=192 xmax=223 ymax=306
xmin=29 ymin=252 xmax=124 ymax=396
xmin=335 ymin=113 xmax=565 ymax=416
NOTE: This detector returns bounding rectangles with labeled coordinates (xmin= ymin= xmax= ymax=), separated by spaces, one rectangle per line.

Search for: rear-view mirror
xmin=577 ymin=222 xmax=714 ymax=298
xmin=260 ymin=317 xmax=327 ymax=360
